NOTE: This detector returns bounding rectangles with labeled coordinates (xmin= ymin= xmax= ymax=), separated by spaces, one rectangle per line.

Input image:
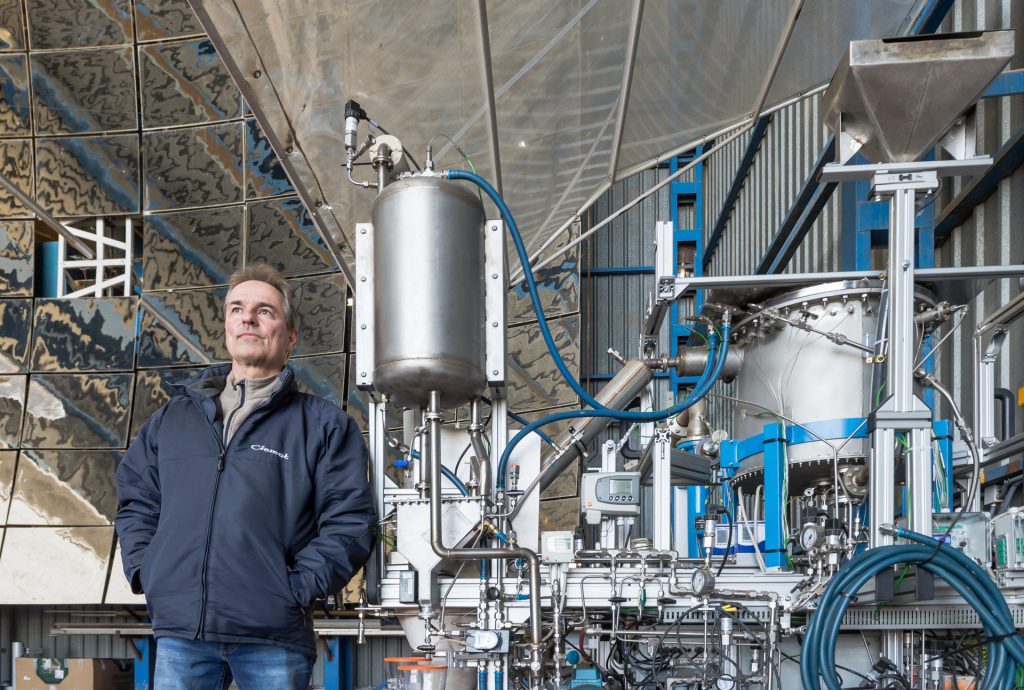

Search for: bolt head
xmin=492 ymin=321 xmax=498 ymax=327
xmin=492 ymin=273 xmax=499 ymax=279
xmin=360 ymin=372 xmax=367 ymax=377
xmin=492 ymin=369 xmax=499 ymax=376
xmin=360 ymin=324 xmax=367 ymax=330
xmin=360 ymin=276 xmax=366 ymax=282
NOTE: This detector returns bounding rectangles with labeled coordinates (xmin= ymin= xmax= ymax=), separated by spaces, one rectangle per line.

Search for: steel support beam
xmin=704 ymin=115 xmax=772 ymax=268
xmin=750 ymin=0 xmax=804 ymax=120
xmin=607 ymin=0 xmax=644 ymax=180
xmin=934 ymin=122 xmax=1024 ymax=244
xmin=755 ymin=140 xmax=835 ymax=273
xmin=474 ymin=0 xmax=503 ymax=197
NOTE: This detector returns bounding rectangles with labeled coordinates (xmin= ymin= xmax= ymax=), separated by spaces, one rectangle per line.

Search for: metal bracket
xmin=355 ymin=223 xmax=375 ymax=391
xmin=484 ymin=219 xmax=507 ymax=392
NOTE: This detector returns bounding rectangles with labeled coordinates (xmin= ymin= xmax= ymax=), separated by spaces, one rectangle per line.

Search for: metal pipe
xmin=606 ymin=0 xmax=644 ymax=179
xmin=469 ymin=398 xmax=490 ymax=498
xmin=426 ymin=391 xmax=544 ymax=687
xmin=506 ymin=359 xmax=654 ymax=523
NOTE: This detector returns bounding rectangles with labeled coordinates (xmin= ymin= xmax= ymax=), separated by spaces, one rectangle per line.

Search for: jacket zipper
xmin=190 ymin=380 xmax=279 ymax=639
xmin=192 ymin=378 xmax=245 ymax=640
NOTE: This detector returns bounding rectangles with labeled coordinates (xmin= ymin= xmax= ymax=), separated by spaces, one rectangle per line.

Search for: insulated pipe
xmin=536 ymin=358 xmax=653 ymax=494
xmin=647 ymin=346 xmax=743 ymax=381
xmin=426 ymin=391 xmax=544 ymax=688
xmin=995 ymin=387 xmax=1016 ymax=440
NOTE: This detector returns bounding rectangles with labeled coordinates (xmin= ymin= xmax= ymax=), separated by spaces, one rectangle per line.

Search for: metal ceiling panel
xmin=0 ymin=374 xmax=26 ymax=448
xmin=104 ymin=540 xmax=145 ymax=604
xmin=189 ymin=0 xmax=918 ymax=268
xmin=0 ymin=450 xmax=15 ymax=523
xmin=22 ymin=373 xmax=133 ymax=449
xmin=0 ymin=220 xmax=33 ymax=296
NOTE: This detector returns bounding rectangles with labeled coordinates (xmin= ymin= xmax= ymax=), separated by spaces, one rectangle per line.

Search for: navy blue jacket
xmin=115 ymin=364 xmax=376 ymax=658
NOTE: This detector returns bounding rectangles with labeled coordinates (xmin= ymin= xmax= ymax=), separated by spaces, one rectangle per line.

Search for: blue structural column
xmin=324 ymin=637 xmax=354 ymax=690
xmin=762 ymin=423 xmax=787 ymax=570
xmin=669 ymin=149 xmax=705 ymax=398
xmin=133 ymin=637 xmax=155 ymax=690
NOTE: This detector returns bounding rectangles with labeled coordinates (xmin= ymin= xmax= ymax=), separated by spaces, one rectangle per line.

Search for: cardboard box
xmin=15 ymin=657 xmax=133 ymax=690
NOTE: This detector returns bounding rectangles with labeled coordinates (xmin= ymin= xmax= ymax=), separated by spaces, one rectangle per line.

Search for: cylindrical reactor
xmin=371 ymin=175 xmax=486 ymax=407
xmin=728 ymin=281 xmax=935 ymax=492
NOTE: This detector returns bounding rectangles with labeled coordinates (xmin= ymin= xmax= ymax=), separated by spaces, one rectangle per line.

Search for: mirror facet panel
xmin=0 ymin=374 xmax=25 ymax=448
xmin=26 ymin=0 xmax=132 ymax=49
xmin=134 ymin=0 xmax=203 ymax=42
xmin=0 ymin=526 xmax=114 ymax=603
xmin=247 ymin=195 xmax=332 ymax=275
xmin=0 ymin=221 xmax=32 ymax=296
xmin=35 ymin=134 xmax=140 ymax=216
xmin=8 ymin=449 xmax=119 ymax=525
xmin=0 ymin=298 xmax=31 ymax=372
xmin=104 ymin=541 xmax=145 ymax=604
xmin=31 ymin=297 xmax=138 ymax=372
xmin=143 ymin=206 xmax=243 ymax=289
xmin=22 ymin=373 xmax=133 ymax=449
xmin=0 ymin=54 xmax=30 ymax=136
xmin=0 ymin=0 xmax=25 ymax=51
xmin=507 ymin=314 xmax=580 ymax=413
xmin=129 ymin=365 xmax=203 ymax=440
xmin=290 ymin=273 xmax=346 ymax=357
xmin=139 ymin=38 xmax=241 ymax=128
xmin=143 ymin=122 xmax=243 ymax=211
xmin=0 ymin=138 xmax=32 ymax=217
xmin=31 ymin=47 xmax=137 ymax=134
xmin=138 ymin=288 xmax=229 ymax=366
xmin=291 ymin=353 xmax=346 ymax=409
xmin=0 ymin=450 xmax=15 ymax=523
xmin=246 ymin=118 xmax=292 ymax=198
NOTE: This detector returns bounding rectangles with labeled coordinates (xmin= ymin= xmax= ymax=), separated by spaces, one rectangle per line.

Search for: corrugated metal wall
xmin=936 ymin=0 xmax=1024 ymax=426
xmin=703 ymin=94 xmax=841 ymax=277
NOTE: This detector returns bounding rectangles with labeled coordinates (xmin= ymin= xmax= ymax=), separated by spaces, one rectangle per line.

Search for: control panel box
xmin=581 ymin=472 xmax=641 ymax=525
xmin=933 ymin=511 xmax=991 ymax=566
xmin=993 ymin=509 xmax=1024 ymax=571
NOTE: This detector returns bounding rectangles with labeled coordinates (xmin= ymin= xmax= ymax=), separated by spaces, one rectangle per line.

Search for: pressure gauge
xmin=690 ymin=567 xmax=715 ymax=596
xmin=800 ymin=523 xmax=825 ymax=551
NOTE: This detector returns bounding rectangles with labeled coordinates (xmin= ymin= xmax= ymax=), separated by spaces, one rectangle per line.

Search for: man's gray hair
xmin=227 ymin=263 xmax=296 ymax=332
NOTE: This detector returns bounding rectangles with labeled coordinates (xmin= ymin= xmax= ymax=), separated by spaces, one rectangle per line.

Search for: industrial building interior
xmin=2 ymin=0 xmax=1024 ymax=688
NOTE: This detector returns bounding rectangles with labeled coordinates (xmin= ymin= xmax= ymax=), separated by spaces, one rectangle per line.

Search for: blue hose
xmin=444 ymin=169 xmax=732 ymax=488
xmin=405 ymin=449 xmax=470 ymax=496
xmin=440 ymin=465 xmax=470 ymax=496
xmin=801 ymin=530 xmax=1024 ymax=689
xmin=495 ymin=326 xmax=729 ymax=487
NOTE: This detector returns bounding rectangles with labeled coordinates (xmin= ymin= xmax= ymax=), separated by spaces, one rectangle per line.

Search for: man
xmin=116 ymin=263 xmax=375 ymax=689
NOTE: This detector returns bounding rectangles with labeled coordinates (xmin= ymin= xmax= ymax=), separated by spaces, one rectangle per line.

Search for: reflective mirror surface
xmin=138 ymin=288 xmax=229 ymax=366
xmin=31 ymin=47 xmax=137 ymax=134
xmin=139 ymin=38 xmax=240 ymax=128
xmin=36 ymin=134 xmax=140 ymax=215
xmin=31 ymin=297 xmax=138 ymax=372
xmin=22 ymin=373 xmax=133 ymax=449
xmin=143 ymin=122 xmax=243 ymax=211
xmin=0 ymin=526 xmax=114 ymax=603
xmin=8 ymin=449 xmax=119 ymax=525
xmin=143 ymin=206 xmax=243 ymax=289
xmin=0 ymin=298 xmax=31 ymax=372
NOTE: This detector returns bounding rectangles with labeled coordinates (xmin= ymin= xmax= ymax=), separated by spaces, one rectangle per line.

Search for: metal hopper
xmin=823 ymin=31 xmax=1014 ymax=163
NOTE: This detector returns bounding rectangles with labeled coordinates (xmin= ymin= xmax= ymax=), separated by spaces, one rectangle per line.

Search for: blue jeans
xmin=154 ymin=637 xmax=312 ymax=689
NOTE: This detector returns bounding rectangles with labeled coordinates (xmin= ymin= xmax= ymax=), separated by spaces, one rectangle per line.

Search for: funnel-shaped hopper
xmin=823 ymin=31 xmax=1014 ymax=163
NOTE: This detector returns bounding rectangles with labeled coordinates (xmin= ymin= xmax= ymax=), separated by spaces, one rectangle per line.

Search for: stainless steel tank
xmin=371 ymin=175 xmax=486 ymax=407
xmin=728 ymin=281 xmax=935 ymax=491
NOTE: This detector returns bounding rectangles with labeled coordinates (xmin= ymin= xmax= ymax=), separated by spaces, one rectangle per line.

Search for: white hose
xmin=737 ymin=486 xmax=767 ymax=573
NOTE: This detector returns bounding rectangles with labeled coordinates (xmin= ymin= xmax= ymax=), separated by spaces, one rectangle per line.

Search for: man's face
xmin=224 ymin=280 xmax=296 ymax=374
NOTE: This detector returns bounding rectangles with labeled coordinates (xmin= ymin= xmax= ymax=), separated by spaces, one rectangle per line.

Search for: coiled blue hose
xmin=444 ymin=169 xmax=732 ymax=488
xmin=801 ymin=529 xmax=1024 ymax=689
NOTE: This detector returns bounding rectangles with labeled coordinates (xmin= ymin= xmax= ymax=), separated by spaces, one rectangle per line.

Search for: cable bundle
xmin=801 ymin=528 xmax=1024 ymax=689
